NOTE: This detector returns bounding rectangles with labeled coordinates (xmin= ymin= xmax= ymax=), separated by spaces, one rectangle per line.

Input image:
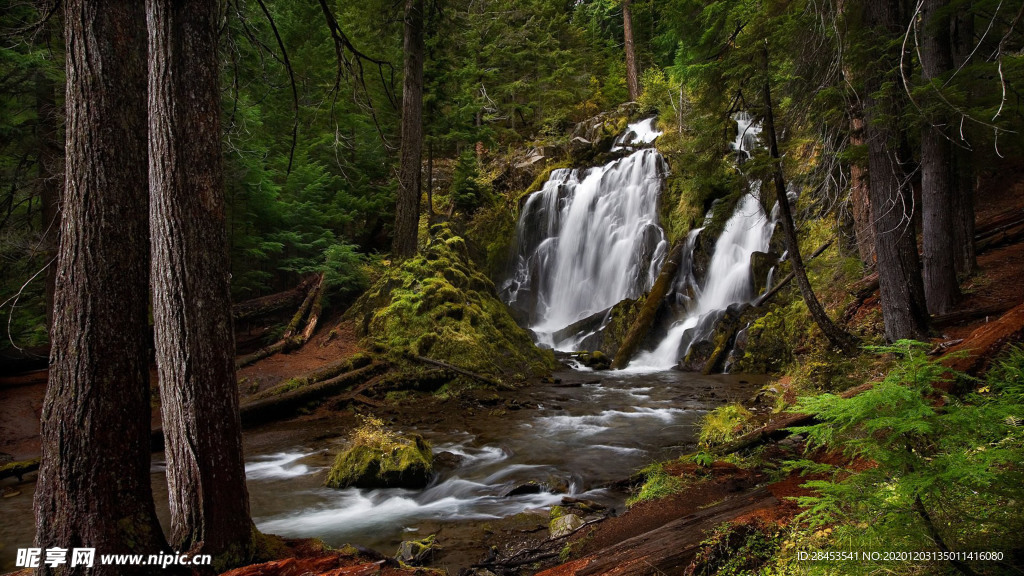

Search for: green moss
xmin=346 ymin=223 xmax=556 ymax=380
xmin=325 ymin=416 xmax=434 ymax=489
xmin=698 ymin=403 xmax=754 ymax=447
xmin=627 ymin=463 xmax=685 ymax=507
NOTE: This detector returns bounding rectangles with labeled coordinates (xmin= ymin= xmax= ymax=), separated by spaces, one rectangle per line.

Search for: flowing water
xmin=504 ymin=112 xmax=776 ymax=370
xmin=238 ymin=370 xmax=758 ymax=558
xmin=502 ymin=119 xmax=666 ymax=348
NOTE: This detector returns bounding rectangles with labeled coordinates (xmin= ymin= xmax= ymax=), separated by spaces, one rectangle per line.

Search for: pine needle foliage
xmin=786 ymin=342 xmax=1024 ymax=573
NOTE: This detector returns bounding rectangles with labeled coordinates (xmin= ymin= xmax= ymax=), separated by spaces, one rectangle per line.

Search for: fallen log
xmin=0 ymin=458 xmax=39 ymax=482
xmin=240 ymin=361 xmax=387 ymax=427
xmin=550 ymin=487 xmax=778 ymax=576
xmin=232 ymin=275 xmax=317 ymax=323
xmin=410 ymin=354 xmax=503 ymax=387
xmin=711 ymin=382 xmax=874 ymax=456
xmin=254 ymin=353 xmax=373 ymax=399
xmin=236 ymin=273 xmax=325 ymax=368
xmin=932 ymin=303 xmax=1014 ymax=328
xmin=611 ymin=238 xmax=687 ymax=369
xmin=152 ymin=362 xmax=387 ymax=449
xmin=974 ymin=209 xmax=1024 ymax=240
xmin=752 ymin=239 xmax=833 ymax=308
xmin=941 ymin=301 xmax=1024 ymax=376
xmin=975 ymin=221 xmax=1024 ymax=254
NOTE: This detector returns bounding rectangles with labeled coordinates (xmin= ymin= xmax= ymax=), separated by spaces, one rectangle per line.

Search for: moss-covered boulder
xmin=395 ymin=534 xmax=438 ymax=565
xmin=346 ymin=224 xmax=557 ymax=379
xmin=325 ymin=417 xmax=434 ymax=490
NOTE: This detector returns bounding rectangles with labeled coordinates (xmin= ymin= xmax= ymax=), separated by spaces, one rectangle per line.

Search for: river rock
xmin=549 ymin=513 xmax=585 ymax=538
xmin=503 ymin=481 xmax=544 ymax=497
xmin=396 ymin=534 xmax=437 ymax=566
xmin=433 ymin=451 xmax=464 ymax=471
xmin=325 ymin=434 xmax=433 ymax=490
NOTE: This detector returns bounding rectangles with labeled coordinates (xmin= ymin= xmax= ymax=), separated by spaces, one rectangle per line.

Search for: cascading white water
xmin=627 ymin=112 xmax=775 ymax=370
xmin=612 ymin=117 xmax=662 ymax=151
xmin=502 ymin=119 xmax=667 ymax=348
xmin=628 ymin=192 xmax=775 ymax=370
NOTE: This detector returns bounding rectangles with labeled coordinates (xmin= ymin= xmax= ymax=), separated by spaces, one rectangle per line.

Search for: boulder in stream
xmin=395 ymin=534 xmax=438 ymax=566
xmin=549 ymin=513 xmax=585 ymax=539
xmin=325 ymin=417 xmax=434 ymax=489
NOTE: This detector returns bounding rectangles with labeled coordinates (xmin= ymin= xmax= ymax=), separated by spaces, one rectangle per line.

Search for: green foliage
xmin=450 ymin=151 xmax=492 ymax=214
xmin=690 ymin=520 xmax=783 ymax=576
xmin=627 ymin=463 xmax=685 ymax=507
xmin=699 ymin=403 xmax=754 ymax=447
xmin=786 ymin=342 xmax=1024 ymax=571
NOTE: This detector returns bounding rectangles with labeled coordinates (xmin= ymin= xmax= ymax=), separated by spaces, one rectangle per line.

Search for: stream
xmin=235 ymin=369 xmax=759 ymax=561
xmin=0 ymin=369 xmax=759 ymax=572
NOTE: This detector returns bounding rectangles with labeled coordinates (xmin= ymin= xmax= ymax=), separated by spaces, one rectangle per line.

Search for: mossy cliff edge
xmin=346 ymin=223 xmax=556 ymax=380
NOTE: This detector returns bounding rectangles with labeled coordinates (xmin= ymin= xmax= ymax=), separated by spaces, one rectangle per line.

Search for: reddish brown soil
xmin=236 ymin=319 xmax=365 ymax=402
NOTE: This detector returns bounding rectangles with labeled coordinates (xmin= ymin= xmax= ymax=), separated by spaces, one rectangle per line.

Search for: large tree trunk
xmin=762 ymin=64 xmax=859 ymax=354
xmin=862 ymin=0 xmax=930 ymax=341
xmin=848 ymin=105 xmax=875 ymax=267
xmin=147 ymin=0 xmax=258 ymax=565
xmin=392 ymin=0 xmax=425 ymax=259
xmin=35 ymin=68 xmax=61 ymax=334
xmin=920 ymin=0 xmax=961 ymax=315
xmin=34 ymin=2 xmax=169 ymax=574
xmin=951 ymin=1 xmax=977 ymax=276
xmin=623 ymin=0 xmax=641 ymax=101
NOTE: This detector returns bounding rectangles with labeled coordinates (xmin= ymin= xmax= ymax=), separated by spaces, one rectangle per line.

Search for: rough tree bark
xmin=623 ymin=0 xmax=641 ymax=102
xmin=147 ymin=0 xmax=258 ymax=564
xmin=950 ymin=1 xmax=977 ymax=276
xmin=762 ymin=63 xmax=859 ymax=354
xmin=848 ymin=105 xmax=875 ymax=267
xmin=392 ymin=0 xmax=425 ymax=258
xmin=862 ymin=0 xmax=930 ymax=341
xmin=34 ymin=2 xmax=169 ymax=574
xmin=35 ymin=68 xmax=61 ymax=333
xmin=920 ymin=0 xmax=961 ymax=315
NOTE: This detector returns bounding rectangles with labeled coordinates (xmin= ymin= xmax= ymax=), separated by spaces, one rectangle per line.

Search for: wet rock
xmin=561 ymin=497 xmax=608 ymax=513
xmin=396 ymin=534 xmax=438 ymax=566
xmin=504 ymin=481 xmax=544 ymax=497
xmin=549 ymin=513 xmax=585 ymax=539
xmin=433 ymin=451 xmax=464 ymax=471
xmin=750 ymin=251 xmax=778 ymax=297
xmin=575 ymin=350 xmax=611 ymax=371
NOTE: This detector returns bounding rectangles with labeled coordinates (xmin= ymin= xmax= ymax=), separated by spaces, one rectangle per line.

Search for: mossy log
xmin=254 ymin=353 xmax=373 ymax=399
xmin=410 ymin=354 xmax=503 ymax=387
xmin=611 ymin=239 xmax=686 ymax=369
xmin=0 ymin=458 xmax=39 ymax=482
xmin=711 ymin=383 xmax=873 ymax=456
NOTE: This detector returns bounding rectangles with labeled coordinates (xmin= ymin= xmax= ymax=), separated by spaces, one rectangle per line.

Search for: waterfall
xmin=628 ymin=192 xmax=775 ymax=370
xmin=503 ymin=112 xmax=776 ymax=370
xmin=627 ymin=112 xmax=775 ymax=371
xmin=501 ymin=119 xmax=666 ymax=349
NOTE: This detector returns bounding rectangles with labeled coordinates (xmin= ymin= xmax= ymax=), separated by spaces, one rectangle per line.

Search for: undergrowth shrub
xmin=783 ymin=341 xmax=1024 ymax=575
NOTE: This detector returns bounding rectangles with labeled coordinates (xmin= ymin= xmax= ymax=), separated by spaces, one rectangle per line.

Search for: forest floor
xmin=2 ymin=169 xmax=1024 ymax=575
